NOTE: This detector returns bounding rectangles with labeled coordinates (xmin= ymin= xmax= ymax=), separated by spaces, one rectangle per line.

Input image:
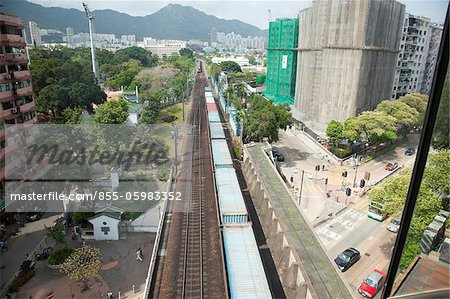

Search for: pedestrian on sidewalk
xmin=136 ymin=248 xmax=143 ymax=261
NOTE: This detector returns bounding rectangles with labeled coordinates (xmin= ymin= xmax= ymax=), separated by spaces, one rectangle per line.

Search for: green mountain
xmin=2 ymin=0 xmax=265 ymax=40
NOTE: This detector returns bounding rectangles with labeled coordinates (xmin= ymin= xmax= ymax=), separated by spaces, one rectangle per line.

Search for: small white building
xmin=211 ymin=56 xmax=250 ymax=68
xmin=88 ymin=207 xmax=124 ymax=241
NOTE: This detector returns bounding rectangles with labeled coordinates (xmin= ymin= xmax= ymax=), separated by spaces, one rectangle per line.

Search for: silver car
xmin=387 ymin=217 xmax=401 ymax=233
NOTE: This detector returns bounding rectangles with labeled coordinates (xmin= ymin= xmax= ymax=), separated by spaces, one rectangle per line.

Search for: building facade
xmin=294 ymin=0 xmax=405 ymax=133
xmin=391 ymin=14 xmax=432 ymax=99
xmin=264 ymin=17 xmax=299 ymax=105
xmin=144 ymin=40 xmax=187 ymax=58
xmin=28 ymin=20 xmax=41 ymax=47
xmin=0 ymin=15 xmax=37 ymax=185
xmin=421 ymin=23 xmax=443 ymax=95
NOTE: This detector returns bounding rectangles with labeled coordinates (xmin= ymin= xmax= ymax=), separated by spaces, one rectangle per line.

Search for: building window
xmin=0 ymin=83 xmax=11 ymax=92
xmin=0 ymin=65 xmax=6 ymax=74
xmin=1 ymin=101 xmax=14 ymax=110
xmin=0 ymin=26 xmax=22 ymax=36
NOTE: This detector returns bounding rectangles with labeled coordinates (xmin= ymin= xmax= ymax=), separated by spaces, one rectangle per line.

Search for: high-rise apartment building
xmin=0 ymin=15 xmax=37 ymax=188
xmin=28 ymin=20 xmax=41 ymax=47
xmin=391 ymin=14 xmax=432 ymax=99
xmin=421 ymin=23 xmax=443 ymax=95
xmin=294 ymin=0 xmax=405 ymax=133
xmin=66 ymin=27 xmax=74 ymax=36
xmin=210 ymin=27 xmax=217 ymax=43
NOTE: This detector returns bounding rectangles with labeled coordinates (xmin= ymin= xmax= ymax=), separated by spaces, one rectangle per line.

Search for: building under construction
xmin=294 ymin=0 xmax=405 ymax=134
xmin=264 ymin=18 xmax=299 ymax=105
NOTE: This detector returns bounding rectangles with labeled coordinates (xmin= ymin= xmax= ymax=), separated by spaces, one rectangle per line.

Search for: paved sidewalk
xmin=14 ymin=232 xmax=155 ymax=299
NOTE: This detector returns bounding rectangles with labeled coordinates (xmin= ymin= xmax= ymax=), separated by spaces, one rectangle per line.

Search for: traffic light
xmin=315 ymin=165 xmax=320 ymax=171
xmin=342 ymin=171 xmax=348 ymax=178
xmin=346 ymin=188 xmax=352 ymax=196
xmin=360 ymin=179 xmax=366 ymax=188
xmin=324 ymin=178 xmax=328 ymax=185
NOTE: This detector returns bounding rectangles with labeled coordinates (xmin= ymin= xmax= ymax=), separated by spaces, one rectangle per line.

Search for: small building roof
xmin=88 ymin=212 xmax=122 ymax=221
xmin=393 ymin=255 xmax=450 ymax=296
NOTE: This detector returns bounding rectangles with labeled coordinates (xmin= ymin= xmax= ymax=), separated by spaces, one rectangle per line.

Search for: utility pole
xmin=172 ymin=124 xmax=178 ymax=173
xmin=83 ymin=2 xmax=100 ymax=84
xmin=298 ymin=170 xmax=305 ymax=205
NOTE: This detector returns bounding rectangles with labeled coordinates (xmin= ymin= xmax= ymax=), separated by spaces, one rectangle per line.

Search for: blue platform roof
xmin=211 ymin=139 xmax=233 ymax=167
xmin=208 ymin=111 xmax=221 ymax=123
xmin=222 ymin=225 xmax=272 ymax=299
xmin=215 ymin=168 xmax=247 ymax=223
xmin=209 ymin=122 xmax=226 ymax=139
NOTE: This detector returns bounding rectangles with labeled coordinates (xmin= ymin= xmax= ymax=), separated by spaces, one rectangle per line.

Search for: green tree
xmin=179 ymin=48 xmax=194 ymax=58
xmin=209 ymin=63 xmax=221 ymax=82
xmin=93 ymin=98 xmax=129 ymax=124
xmin=398 ymin=93 xmax=428 ymax=121
xmin=326 ymin=120 xmax=344 ymax=144
xmin=61 ymin=246 xmax=102 ymax=291
xmin=235 ymin=82 xmax=246 ymax=100
xmin=115 ymin=46 xmax=157 ymax=67
xmin=432 ymin=77 xmax=449 ymax=149
xmin=367 ymin=151 xmax=446 ymax=270
xmin=375 ymin=100 xmax=420 ymax=134
xmin=354 ymin=111 xmax=397 ymax=144
xmin=45 ymin=223 xmax=66 ymax=246
xmin=343 ymin=116 xmax=362 ymax=142
xmin=55 ymin=107 xmax=83 ymax=124
xmin=242 ymin=95 xmax=291 ymax=143
xmin=220 ymin=61 xmax=242 ymax=73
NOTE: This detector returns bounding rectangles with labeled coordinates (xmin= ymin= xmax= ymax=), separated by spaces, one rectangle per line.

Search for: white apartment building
xmin=421 ymin=23 xmax=443 ymax=95
xmin=28 ymin=21 xmax=42 ymax=47
xmin=392 ymin=14 xmax=431 ymax=99
xmin=144 ymin=40 xmax=187 ymax=58
xmin=211 ymin=56 xmax=250 ymax=68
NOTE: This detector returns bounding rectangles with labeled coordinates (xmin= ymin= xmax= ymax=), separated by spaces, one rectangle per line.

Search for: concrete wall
xmin=242 ymin=154 xmax=315 ymax=299
xmin=294 ymin=0 xmax=405 ymax=132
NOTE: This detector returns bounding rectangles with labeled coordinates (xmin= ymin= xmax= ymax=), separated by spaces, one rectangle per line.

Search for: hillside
xmin=2 ymin=0 xmax=265 ymax=40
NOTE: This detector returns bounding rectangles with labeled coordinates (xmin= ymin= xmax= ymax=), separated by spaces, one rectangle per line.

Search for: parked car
xmin=358 ymin=269 xmax=387 ymax=298
xmin=26 ymin=212 xmax=44 ymax=222
xmin=387 ymin=217 xmax=401 ymax=233
xmin=334 ymin=247 xmax=361 ymax=272
xmin=385 ymin=161 xmax=398 ymax=171
xmin=272 ymin=149 xmax=285 ymax=162
xmin=405 ymin=148 xmax=415 ymax=156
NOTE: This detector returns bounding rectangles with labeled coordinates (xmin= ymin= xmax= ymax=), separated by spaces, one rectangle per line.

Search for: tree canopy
xmin=62 ymin=246 xmax=102 ymax=290
xmin=220 ymin=61 xmax=242 ymax=73
xmin=29 ymin=47 xmax=106 ymax=116
xmin=241 ymin=95 xmax=292 ymax=143
xmin=367 ymin=150 xmax=449 ymax=269
xmin=326 ymin=120 xmax=344 ymax=144
xmin=93 ymin=98 xmax=129 ymax=124
xmin=432 ymin=76 xmax=449 ymax=150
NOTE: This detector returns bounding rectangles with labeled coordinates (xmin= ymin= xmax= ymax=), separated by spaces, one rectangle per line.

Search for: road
xmin=0 ymin=213 xmax=60 ymax=293
xmin=315 ymin=207 xmax=396 ymax=298
xmin=272 ymin=128 xmax=415 ymax=298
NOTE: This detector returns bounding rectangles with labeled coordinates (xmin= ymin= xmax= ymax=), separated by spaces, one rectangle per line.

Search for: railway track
xmin=152 ymin=66 xmax=226 ymax=299
xmin=180 ymin=82 xmax=204 ymax=298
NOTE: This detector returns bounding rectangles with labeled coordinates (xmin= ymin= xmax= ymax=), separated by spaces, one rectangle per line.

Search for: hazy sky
xmin=25 ymin=0 xmax=448 ymax=29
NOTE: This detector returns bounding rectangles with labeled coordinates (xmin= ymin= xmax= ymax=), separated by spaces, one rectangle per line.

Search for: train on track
xmin=205 ymin=86 xmax=273 ymax=298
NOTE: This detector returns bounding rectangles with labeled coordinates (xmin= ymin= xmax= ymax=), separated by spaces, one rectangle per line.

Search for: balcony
xmin=15 ymin=86 xmax=33 ymax=98
xmin=17 ymin=101 xmax=35 ymax=113
xmin=10 ymin=70 xmax=31 ymax=81
xmin=0 ymin=90 xmax=14 ymax=102
xmin=0 ymin=34 xmax=26 ymax=44
xmin=1 ymin=53 xmax=28 ymax=63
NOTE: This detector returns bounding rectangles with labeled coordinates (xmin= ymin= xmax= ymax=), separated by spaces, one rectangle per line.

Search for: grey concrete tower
xmin=294 ymin=0 xmax=405 ymax=134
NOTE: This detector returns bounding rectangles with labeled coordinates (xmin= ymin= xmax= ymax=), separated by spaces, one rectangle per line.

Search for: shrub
xmin=156 ymin=168 xmax=170 ymax=181
xmin=330 ymin=147 xmax=352 ymax=158
xmin=48 ymin=247 xmax=75 ymax=266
